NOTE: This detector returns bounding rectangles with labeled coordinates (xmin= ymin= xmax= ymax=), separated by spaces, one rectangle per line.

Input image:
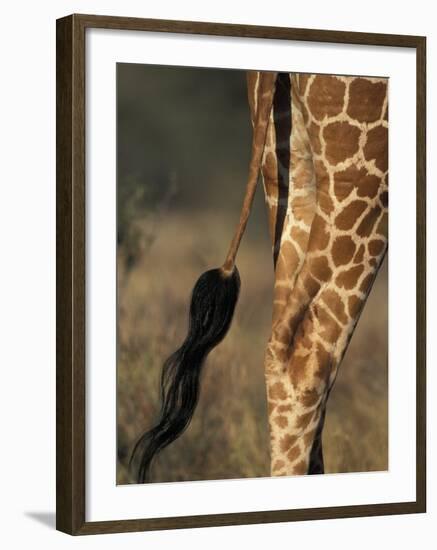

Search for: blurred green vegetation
xmin=117 ymin=63 xmax=256 ymax=216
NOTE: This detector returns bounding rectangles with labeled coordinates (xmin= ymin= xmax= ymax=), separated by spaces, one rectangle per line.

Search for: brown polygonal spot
xmin=287 ymin=445 xmax=301 ymax=462
xmin=356 ymin=206 xmax=380 ymax=238
xmin=348 ymin=294 xmax=364 ymax=318
xmin=368 ymin=239 xmax=385 ymax=257
xmin=309 ymin=255 xmax=332 ymax=281
xmin=268 ymin=381 xmax=288 ymax=401
xmin=280 ymin=434 xmax=298 ymax=453
xmin=323 ymin=122 xmax=361 ymax=165
xmin=347 ymin=78 xmax=387 ymax=123
xmin=335 ymin=200 xmax=368 ymax=231
xmin=306 ymin=76 xmax=346 ymax=121
xmin=295 ymin=410 xmax=314 ymax=430
xmin=310 ymin=214 xmax=330 ymax=250
xmin=331 ymin=235 xmax=356 ymax=266
xmin=357 ymin=174 xmax=382 ymax=199
xmin=363 ymin=125 xmax=388 ymax=172
xmin=293 ymin=459 xmax=308 ymax=474
xmin=274 ymin=415 xmax=289 ymax=429
xmin=272 ymin=459 xmax=285 ymax=472
xmin=300 ymin=388 xmax=320 ymax=408
xmin=335 ymin=264 xmax=365 ymax=290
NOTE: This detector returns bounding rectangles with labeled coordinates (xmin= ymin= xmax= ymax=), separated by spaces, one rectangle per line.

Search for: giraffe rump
xmin=130 ymin=266 xmax=240 ymax=483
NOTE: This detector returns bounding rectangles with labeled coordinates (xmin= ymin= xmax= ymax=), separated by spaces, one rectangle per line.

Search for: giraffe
xmin=131 ymin=70 xmax=388 ymax=482
xmin=248 ymin=71 xmax=388 ymax=476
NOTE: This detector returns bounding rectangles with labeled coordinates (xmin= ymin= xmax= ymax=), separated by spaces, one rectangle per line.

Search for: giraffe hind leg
xmin=267 ymin=73 xmax=388 ymax=476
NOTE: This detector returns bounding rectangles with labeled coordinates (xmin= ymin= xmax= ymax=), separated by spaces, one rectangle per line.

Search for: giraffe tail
xmin=130 ymin=266 xmax=240 ymax=482
xmin=130 ymin=72 xmax=277 ymax=483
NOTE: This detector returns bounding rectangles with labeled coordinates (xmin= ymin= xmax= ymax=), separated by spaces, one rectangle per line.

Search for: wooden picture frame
xmin=56 ymin=13 xmax=426 ymax=535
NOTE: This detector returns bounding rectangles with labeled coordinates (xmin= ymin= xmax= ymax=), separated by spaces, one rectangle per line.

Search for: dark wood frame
xmin=56 ymin=13 xmax=427 ymax=536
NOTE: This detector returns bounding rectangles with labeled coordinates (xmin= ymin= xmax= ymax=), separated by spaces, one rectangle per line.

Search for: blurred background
xmin=116 ymin=64 xmax=388 ymax=484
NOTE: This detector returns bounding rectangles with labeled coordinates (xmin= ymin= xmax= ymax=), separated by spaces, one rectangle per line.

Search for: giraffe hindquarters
xmin=264 ymin=73 xmax=389 ymax=477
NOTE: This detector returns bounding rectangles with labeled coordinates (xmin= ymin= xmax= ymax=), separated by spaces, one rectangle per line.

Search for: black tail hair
xmin=130 ymin=267 xmax=240 ymax=482
xmin=130 ymin=71 xmax=277 ymax=483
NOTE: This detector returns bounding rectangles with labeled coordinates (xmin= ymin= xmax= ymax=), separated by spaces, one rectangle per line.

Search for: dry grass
xmin=117 ymin=211 xmax=388 ymax=484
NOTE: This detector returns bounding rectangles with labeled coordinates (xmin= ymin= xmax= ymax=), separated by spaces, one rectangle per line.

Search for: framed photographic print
xmin=56 ymin=14 xmax=426 ymax=535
